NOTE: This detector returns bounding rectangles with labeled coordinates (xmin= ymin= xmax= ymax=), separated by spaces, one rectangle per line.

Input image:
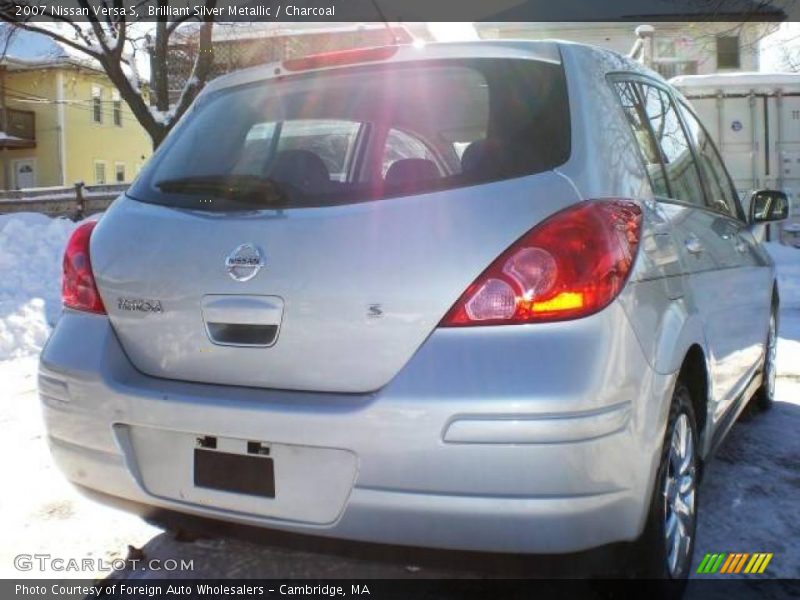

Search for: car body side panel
xmin=561 ymin=44 xmax=775 ymax=453
xmin=556 ymin=43 xmax=654 ymax=201
xmin=558 ymin=44 xmax=695 ymax=390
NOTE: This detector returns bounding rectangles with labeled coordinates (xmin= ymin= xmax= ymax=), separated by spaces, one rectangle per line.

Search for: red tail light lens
xmin=62 ymin=221 xmax=106 ymax=314
xmin=440 ymin=200 xmax=642 ymax=326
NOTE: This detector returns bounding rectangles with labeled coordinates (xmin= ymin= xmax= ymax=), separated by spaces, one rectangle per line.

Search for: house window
xmin=112 ymin=91 xmax=122 ymax=127
xmin=654 ymin=61 xmax=698 ymax=79
xmin=656 ymin=40 xmax=676 ymax=59
xmin=115 ymin=162 xmax=126 ymax=183
xmin=92 ymin=86 xmax=103 ymax=123
xmin=94 ymin=161 xmax=107 ymax=184
xmin=717 ymin=36 xmax=740 ymax=69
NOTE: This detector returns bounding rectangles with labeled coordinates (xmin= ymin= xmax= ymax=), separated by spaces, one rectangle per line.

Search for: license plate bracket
xmin=194 ymin=448 xmax=275 ymax=498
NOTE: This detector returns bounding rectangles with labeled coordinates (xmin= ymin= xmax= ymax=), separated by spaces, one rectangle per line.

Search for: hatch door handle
xmin=201 ymin=295 xmax=284 ymax=347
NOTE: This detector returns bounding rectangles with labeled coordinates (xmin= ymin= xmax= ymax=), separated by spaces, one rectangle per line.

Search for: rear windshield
xmin=129 ymin=58 xmax=570 ymax=211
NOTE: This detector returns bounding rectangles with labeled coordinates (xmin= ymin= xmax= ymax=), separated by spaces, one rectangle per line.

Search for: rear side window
xmin=279 ymin=120 xmax=361 ymax=182
xmin=613 ymin=81 xmax=669 ymax=197
xmin=129 ymin=58 xmax=570 ymax=211
xmin=638 ymin=83 xmax=706 ymax=207
xmin=381 ymin=128 xmax=440 ymax=178
xmin=677 ymin=101 xmax=742 ymax=219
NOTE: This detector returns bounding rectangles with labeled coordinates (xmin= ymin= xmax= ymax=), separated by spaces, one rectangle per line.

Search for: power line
xmin=4 ymin=88 xmax=144 ymax=126
xmin=4 ymin=83 xmax=130 ymax=104
xmin=3 ymin=84 xmax=159 ymax=128
xmin=6 ymin=85 xmax=127 ymax=107
xmin=6 ymin=98 xmax=140 ymax=126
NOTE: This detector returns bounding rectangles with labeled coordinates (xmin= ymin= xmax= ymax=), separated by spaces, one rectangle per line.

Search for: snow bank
xmin=765 ymin=242 xmax=800 ymax=309
xmin=764 ymin=242 xmax=800 ymax=379
xmin=0 ymin=213 xmax=78 ymax=361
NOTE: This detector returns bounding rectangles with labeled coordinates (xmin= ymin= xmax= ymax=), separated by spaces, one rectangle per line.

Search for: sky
xmin=402 ymin=22 xmax=800 ymax=73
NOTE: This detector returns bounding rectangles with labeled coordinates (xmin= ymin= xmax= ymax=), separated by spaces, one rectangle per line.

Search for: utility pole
xmin=630 ymin=24 xmax=655 ymax=68
xmin=1 ymin=64 xmax=8 ymax=190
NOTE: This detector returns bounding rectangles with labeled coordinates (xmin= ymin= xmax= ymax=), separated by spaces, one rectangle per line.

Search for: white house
xmin=476 ymin=22 xmax=777 ymax=78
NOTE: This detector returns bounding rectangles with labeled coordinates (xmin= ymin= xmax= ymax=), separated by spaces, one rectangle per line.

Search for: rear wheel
xmin=755 ymin=311 xmax=777 ymax=412
xmin=635 ymin=382 xmax=699 ymax=587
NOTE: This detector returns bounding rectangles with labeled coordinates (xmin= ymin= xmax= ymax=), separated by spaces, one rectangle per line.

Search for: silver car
xmin=40 ymin=41 xmax=787 ymax=580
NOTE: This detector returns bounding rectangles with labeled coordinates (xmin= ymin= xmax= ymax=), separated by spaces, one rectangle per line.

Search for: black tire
xmin=754 ymin=310 xmax=778 ymax=412
xmin=634 ymin=381 xmax=699 ymax=594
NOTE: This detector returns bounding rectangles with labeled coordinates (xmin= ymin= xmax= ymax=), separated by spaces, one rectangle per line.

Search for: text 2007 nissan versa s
xmin=40 ymin=41 xmax=788 ymax=580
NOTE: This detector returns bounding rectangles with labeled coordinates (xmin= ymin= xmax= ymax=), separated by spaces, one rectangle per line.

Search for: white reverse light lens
xmin=465 ymin=278 xmax=516 ymax=321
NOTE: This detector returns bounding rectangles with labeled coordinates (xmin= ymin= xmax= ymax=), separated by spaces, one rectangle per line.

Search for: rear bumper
xmin=39 ymin=303 xmax=675 ymax=553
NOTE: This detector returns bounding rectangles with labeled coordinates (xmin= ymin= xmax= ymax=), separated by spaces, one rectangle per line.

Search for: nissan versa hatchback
xmin=41 ymin=41 xmax=787 ymax=580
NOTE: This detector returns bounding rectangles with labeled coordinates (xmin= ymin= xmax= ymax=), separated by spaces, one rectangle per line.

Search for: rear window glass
xmin=129 ymin=58 xmax=570 ymax=211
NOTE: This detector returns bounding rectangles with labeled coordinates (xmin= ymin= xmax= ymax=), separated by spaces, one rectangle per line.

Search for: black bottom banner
xmin=4 ymin=579 xmax=800 ymax=600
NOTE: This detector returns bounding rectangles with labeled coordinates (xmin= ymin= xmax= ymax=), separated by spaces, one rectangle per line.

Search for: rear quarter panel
xmin=558 ymin=44 xmax=706 ymax=377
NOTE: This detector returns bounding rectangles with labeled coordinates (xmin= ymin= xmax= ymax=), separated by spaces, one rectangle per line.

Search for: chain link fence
xmin=0 ymin=183 xmax=126 ymax=219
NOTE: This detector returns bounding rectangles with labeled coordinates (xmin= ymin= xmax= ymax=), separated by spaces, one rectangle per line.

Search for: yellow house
xmin=0 ymin=29 xmax=152 ymax=190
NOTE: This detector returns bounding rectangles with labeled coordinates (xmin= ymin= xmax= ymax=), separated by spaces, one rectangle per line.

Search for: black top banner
xmin=1 ymin=0 xmax=798 ymax=23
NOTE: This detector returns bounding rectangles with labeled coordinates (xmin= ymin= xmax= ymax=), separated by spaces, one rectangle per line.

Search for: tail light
xmin=62 ymin=221 xmax=106 ymax=314
xmin=440 ymin=200 xmax=642 ymax=326
xmin=282 ymin=46 xmax=399 ymax=71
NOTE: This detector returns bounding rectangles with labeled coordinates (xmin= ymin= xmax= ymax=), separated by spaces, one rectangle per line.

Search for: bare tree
xmin=779 ymin=44 xmax=800 ymax=71
xmin=681 ymin=21 xmax=778 ymax=60
xmin=0 ymin=1 xmax=219 ymax=148
xmin=771 ymin=27 xmax=800 ymax=72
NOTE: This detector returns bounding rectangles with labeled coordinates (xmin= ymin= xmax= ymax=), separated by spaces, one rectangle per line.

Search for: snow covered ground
xmin=0 ymin=213 xmax=76 ymax=361
xmin=0 ymin=212 xmax=798 ymax=584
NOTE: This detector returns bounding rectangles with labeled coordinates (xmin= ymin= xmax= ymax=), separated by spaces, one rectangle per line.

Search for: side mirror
xmin=750 ymin=190 xmax=789 ymax=224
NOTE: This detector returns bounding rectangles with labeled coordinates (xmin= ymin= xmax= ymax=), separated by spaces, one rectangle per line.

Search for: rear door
xmin=91 ymin=56 xmax=577 ymax=393
xmin=635 ymin=80 xmax=750 ymax=413
xmin=676 ymin=99 xmax=773 ymax=395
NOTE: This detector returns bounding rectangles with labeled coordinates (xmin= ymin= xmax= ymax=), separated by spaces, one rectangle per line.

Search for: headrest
xmin=270 ymin=149 xmax=330 ymax=192
xmin=384 ymin=158 xmax=440 ymax=189
xmin=460 ymin=139 xmax=489 ymax=174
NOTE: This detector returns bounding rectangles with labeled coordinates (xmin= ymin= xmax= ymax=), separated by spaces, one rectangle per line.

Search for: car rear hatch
xmin=90 ymin=51 xmax=576 ymax=393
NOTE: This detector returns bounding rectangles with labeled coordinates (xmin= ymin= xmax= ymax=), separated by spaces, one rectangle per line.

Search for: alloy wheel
xmin=766 ymin=314 xmax=777 ymax=402
xmin=663 ymin=412 xmax=697 ymax=578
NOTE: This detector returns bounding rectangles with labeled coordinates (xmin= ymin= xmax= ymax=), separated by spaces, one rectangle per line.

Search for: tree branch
xmin=167 ymin=0 xmax=216 ymax=126
xmin=113 ymin=2 xmax=126 ymax=60
xmin=0 ymin=1 xmax=227 ymax=148
xmin=76 ymin=0 xmax=112 ymax=54
xmin=167 ymin=12 xmax=200 ymax=36
xmin=0 ymin=20 xmax=101 ymax=59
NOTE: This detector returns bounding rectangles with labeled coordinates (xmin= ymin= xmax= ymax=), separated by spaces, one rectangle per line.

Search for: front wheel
xmin=635 ymin=382 xmax=699 ymax=587
xmin=755 ymin=311 xmax=778 ymax=412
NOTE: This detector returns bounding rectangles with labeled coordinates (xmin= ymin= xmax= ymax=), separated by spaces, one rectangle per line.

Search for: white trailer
xmin=672 ymin=72 xmax=800 ymax=245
